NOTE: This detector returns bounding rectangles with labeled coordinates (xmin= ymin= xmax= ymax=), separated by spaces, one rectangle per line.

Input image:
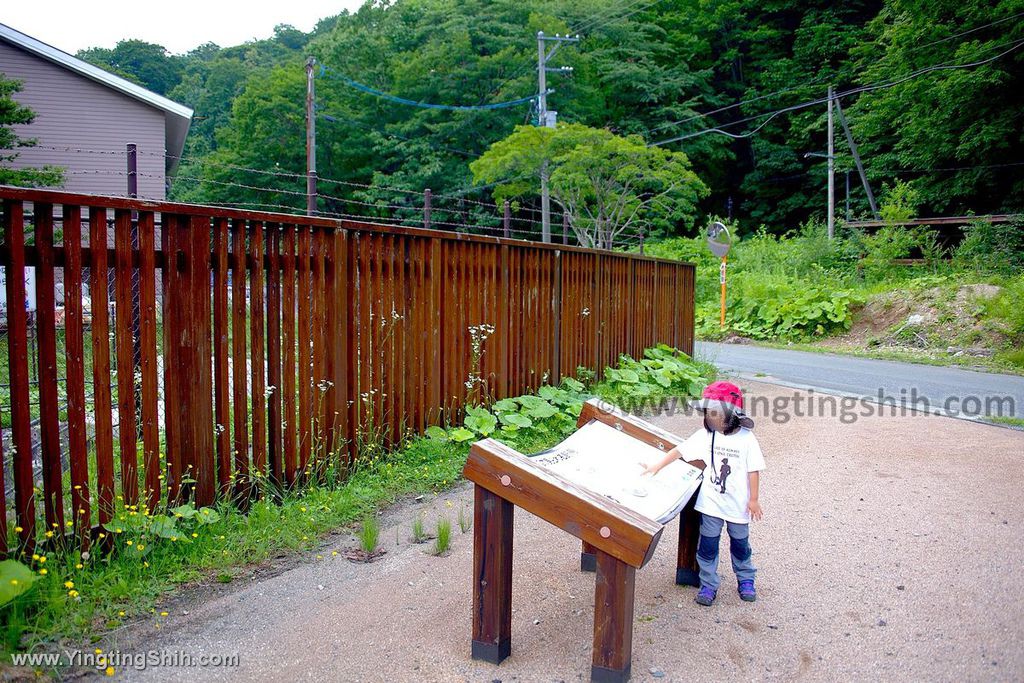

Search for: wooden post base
xmin=592 ymin=550 xmax=635 ymax=682
xmin=471 ymin=638 xmax=511 ymax=664
xmin=471 ymin=485 xmax=514 ymax=665
xmin=581 ymin=540 xmax=597 ymax=572
xmin=675 ymin=489 xmax=701 ymax=587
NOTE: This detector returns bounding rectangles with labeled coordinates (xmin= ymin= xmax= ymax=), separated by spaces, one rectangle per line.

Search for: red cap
xmin=702 ymin=381 xmax=745 ymax=409
xmin=693 ymin=380 xmax=754 ymax=428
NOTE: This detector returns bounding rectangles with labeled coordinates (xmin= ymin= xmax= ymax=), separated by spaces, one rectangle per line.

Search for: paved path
xmin=103 ymin=381 xmax=1024 ymax=682
xmin=696 ymin=341 xmax=1024 ymax=420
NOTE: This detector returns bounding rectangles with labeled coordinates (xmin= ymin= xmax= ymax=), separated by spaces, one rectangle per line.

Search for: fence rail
xmin=0 ymin=186 xmax=694 ymax=557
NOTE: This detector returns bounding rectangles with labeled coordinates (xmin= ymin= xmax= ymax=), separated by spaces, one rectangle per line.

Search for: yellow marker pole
xmin=719 ymin=255 xmax=727 ymax=328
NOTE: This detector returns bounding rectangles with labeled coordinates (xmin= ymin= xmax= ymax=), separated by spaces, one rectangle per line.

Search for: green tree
xmin=77 ymin=40 xmax=184 ymax=95
xmin=0 ymin=74 xmax=64 ymax=187
xmin=471 ymin=123 xmax=708 ymax=246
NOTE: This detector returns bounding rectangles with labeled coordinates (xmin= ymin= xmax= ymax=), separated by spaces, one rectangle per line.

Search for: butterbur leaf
xmin=0 ymin=560 xmax=39 ymax=607
xmin=492 ymin=398 xmax=518 ymax=412
xmin=499 ymin=412 xmax=533 ymax=428
xmin=560 ymin=377 xmax=585 ymax=393
xmin=196 ymin=507 xmax=221 ymax=525
xmin=171 ymin=504 xmax=199 ymax=520
xmin=465 ymin=411 xmax=497 ymax=436
xmin=426 ymin=425 xmax=449 ymax=441
xmin=448 ymin=427 xmax=477 ymax=442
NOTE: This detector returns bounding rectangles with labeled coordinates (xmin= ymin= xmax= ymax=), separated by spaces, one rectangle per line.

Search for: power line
xmin=651 ymin=38 xmax=1024 ymax=146
xmin=646 ymin=13 xmax=1024 ymax=138
xmin=318 ymin=63 xmax=544 ymax=111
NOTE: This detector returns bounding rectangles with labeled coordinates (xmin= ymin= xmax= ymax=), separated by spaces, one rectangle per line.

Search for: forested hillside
xmin=77 ymin=0 xmax=1023 ymax=234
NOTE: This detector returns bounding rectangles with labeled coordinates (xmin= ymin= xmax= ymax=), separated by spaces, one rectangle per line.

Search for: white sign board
xmin=532 ymin=420 xmax=702 ymax=524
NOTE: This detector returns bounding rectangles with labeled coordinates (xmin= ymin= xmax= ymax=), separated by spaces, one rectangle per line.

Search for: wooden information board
xmin=463 ymin=398 xmax=706 ymax=682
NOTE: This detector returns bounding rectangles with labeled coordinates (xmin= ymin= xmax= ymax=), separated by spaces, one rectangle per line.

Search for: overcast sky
xmin=3 ymin=1 xmax=365 ymax=55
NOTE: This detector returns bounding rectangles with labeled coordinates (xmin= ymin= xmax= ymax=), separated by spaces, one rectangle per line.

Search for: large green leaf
xmin=0 ymin=560 xmax=39 ymax=607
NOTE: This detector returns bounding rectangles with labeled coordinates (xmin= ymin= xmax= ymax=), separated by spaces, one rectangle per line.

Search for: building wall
xmin=1 ymin=40 xmax=167 ymax=199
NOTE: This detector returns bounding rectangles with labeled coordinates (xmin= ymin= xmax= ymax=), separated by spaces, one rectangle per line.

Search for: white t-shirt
xmin=678 ymin=427 xmax=765 ymax=524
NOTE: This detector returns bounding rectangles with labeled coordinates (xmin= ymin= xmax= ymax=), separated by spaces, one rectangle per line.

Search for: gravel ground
xmin=100 ymin=380 xmax=1024 ymax=683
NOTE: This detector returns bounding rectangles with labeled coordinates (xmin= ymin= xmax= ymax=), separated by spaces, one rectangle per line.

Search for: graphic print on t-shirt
xmin=714 ymin=458 xmax=731 ymax=493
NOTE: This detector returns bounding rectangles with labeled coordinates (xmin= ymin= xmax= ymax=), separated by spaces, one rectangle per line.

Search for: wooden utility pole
xmin=827 ymin=86 xmax=834 ymax=240
xmin=305 ymin=57 xmax=317 ymax=216
xmin=536 ymin=31 xmax=577 ymax=243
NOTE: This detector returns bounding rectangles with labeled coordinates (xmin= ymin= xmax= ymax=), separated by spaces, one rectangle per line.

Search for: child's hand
xmin=747 ymin=499 xmax=763 ymax=521
xmin=638 ymin=462 xmax=658 ymax=477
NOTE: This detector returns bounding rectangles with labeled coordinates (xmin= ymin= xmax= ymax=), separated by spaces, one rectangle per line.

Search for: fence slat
xmin=162 ymin=213 xmax=179 ymax=502
xmin=33 ymin=203 xmax=66 ymax=532
xmin=249 ymin=221 xmax=267 ymax=482
xmin=213 ymin=217 xmax=231 ymax=496
xmin=296 ymin=224 xmax=312 ymax=475
xmin=114 ymin=209 xmax=139 ymax=507
xmin=312 ymin=227 xmax=327 ymax=462
xmin=230 ymin=219 xmax=250 ymax=500
xmin=138 ymin=211 xmax=160 ymax=511
xmin=86 ymin=207 xmax=116 ymax=539
xmin=4 ymin=200 xmax=36 ymax=551
xmin=266 ymin=223 xmax=283 ymax=485
xmin=281 ymin=224 xmax=298 ymax=485
xmin=63 ymin=204 xmax=90 ymax=548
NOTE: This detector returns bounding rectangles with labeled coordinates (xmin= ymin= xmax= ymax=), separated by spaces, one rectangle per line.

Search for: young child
xmin=642 ymin=380 xmax=765 ymax=606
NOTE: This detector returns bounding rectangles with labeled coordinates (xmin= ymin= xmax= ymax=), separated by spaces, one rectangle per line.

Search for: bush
xmin=955 ymin=218 xmax=1024 ymax=274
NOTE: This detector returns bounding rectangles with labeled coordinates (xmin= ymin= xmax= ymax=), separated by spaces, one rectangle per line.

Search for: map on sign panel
xmin=531 ymin=419 xmax=703 ymax=524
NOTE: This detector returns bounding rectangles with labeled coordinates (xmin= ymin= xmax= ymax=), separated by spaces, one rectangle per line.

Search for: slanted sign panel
xmin=531 ymin=419 xmax=702 ymax=524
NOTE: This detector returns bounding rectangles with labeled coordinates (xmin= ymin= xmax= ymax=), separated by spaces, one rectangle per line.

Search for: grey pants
xmin=696 ymin=513 xmax=756 ymax=591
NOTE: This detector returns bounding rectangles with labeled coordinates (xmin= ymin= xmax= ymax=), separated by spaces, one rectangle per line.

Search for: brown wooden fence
xmin=0 ymin=186 xmax=694 ymax=556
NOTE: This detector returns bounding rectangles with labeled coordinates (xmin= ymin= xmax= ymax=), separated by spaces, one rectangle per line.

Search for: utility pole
xmin=305 ymin=56 xmax=317 ymax=216
xmin=537 ymin=31 xmax=577 ymax=243
xmin=827 ymin=86 xmax=834 ymax=240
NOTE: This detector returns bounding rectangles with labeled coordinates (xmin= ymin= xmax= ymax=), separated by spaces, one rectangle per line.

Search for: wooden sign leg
xmin=675 ymin=490 xmax=701 ymax=586
xmin=471 ymin=484 xmax=514 ymax=664
xmin=592 ymin=550 xmax=635 ymax=683
xmin=581 ymin=540 xmax=597 ymax=572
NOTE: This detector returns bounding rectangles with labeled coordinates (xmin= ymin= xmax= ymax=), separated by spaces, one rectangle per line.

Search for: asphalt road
xmin=695 ymin=341 xmax=1024 ymax=420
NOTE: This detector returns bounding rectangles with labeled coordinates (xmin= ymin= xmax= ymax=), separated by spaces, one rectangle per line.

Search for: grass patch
xmin=433 ymin=519 xmax=451 ymax=556
xmin=988 ymin=416 xmax=1024 ymax=429
xmin=359 ymin=516 xmax=380 ymax=555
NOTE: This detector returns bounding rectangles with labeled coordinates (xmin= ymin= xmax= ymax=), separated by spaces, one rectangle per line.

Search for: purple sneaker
xmin=695 ymin=585 xmax=717 ymax=606
xmin=738 ymin=580 xmax=756 ymax=602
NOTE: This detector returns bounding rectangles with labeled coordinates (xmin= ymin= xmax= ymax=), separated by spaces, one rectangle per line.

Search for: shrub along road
xmin=101 ymin=380 xmax=1023 ymax=682
xmin=697 ymin=341 xmax=1024 ymax=421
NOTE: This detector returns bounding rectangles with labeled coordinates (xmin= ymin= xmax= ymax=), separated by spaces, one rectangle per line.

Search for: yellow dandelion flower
xmin=144 ymin=561 xmax=149 ymax=568
xmin=95 ymin=648 xmax=103 ymax=655
xmin=32 ymin=554 xmax=39 ymax=561
xmin=105 ymin=666 xmax=115 ymax=676
xmin=171 ymin=537 xmax=177 ymax=542
xmin=10 ymin=579 xmax=18 ymax=586
xmin=45 ymin=531 xmax=54 ymax=538
xmin=66 ymin=520 xmax=73 ymax=527
xmin=14 ymin=526 xmax=23 ymax=533
xmin=39 ymin=556 xmax=47 ymax=563
xmin=98 ymin=532 xmax=106 ymax=539
xmin=191 ymin=533 xmax=198 ymax=538
xmin=331 ymin=551 xmax=338 ymax=557
xmin=68 ymin=590 xmax=79 ymax=598
xmin=39 ymin=568 xmax=47 ymax=575
xmin=65 ymin=581 xmax=74 ymax=589
xmin=51 ymin=522 xmax=58 ymax=528
xmin=160 ymin=611 xmax=168 ymax=617
xmin=126 ymin=540 xmax=134 ymax=546
xmin=76 ymin=563 xmax=84 ymax=569
xmin=118 ymin=611 xmax=126 ymax=617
